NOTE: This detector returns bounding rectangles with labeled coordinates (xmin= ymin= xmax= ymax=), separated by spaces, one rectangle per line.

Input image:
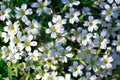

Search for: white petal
xmin=31 ymin=41 xmax=37 ymax=46
xmin=44 ymin=7 xmax=51 ymax=14
xmin=31 ymin=3 xmax=39 ymax=7
xmin=117 ymin=46 xmax=120 ymax=52
xmin=66 ymin=54 xmax=73 ymax=58
xmin=21 ymin=4 xmax=27 ymax=11
xmin=51 ymin=32 xmax=57 ymax=38
xmin=25 ymin=46 xmax=31 ymax=52
xmin=45 ymin=29 xmax=51 ymax=33
xmin=28 ymin=35 xmax=33 ymax=41
xmin=26 ymin=9 xmax=33 ymax=15
xmin=115 ymin=0 xmax=120 ymax=4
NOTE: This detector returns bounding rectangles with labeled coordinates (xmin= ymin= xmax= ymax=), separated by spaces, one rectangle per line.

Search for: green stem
xmin=8 ymin=67 xmax=13 ymax=80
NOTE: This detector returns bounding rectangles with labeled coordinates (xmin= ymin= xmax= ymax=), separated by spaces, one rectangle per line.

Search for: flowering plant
xmin=0 ymin=0 xmax=120 ymax=80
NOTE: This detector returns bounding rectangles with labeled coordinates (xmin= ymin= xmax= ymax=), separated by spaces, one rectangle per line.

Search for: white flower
xmin=99 ymin=55 xmax=113 ymax=69
xmin=84 ymin=16 xmax=100 ymax=32
xmin=10 ymin=31 xmax=24 ymax=51
xmin=62 ymin=0 xmax=80 ymax=7
xmin=1 ymin=46 xmax=13 ymax=60
xmin=46 ymin=71 xmax=58 ymax=80
xmin=77 ymin=30 xmax=92 ymax=46
xmin=25 ymin=19 xmax=41 ymax=35
xmin=31 ymin=0 xmax=51 ymax=16
xmin=52 ymin=15 xmax=67 ymax=27
xmin=1 ymin=32 xmax=11 ymax=43
xmin=82 ymin=72 xmax=97 ymax=80
xmin=4 ymin=20 xmax=20 ymax=36
xmin=107 ymin=0 xmax=113 ymax=4
xmin=107 ymin=0 xmax=120 ymax=4
xmin=86 ymin=55 xmax=99 ymax=72
xmin=68 ymin=61 xmax=84 ymax=77
xmin=28 ymin=50 xmax=40 ymax=61
xmin=65 ymin=8 xmax=80 ymax=24
xmin=115 ymin=0 xmax=120 ymax=4
xmin=112 ymin=35 xmax=120 ymax=52
xmin=82 ymin=7 xmax=91 ymax=15
xmin=15 ymin=4 xmax=33 ymax=21
xmin=10 ymin=53 xmax=21 ymax=63
xmin=93 ymin=30 xmax=109 ymax=49
xmin=45 ymin=22 xmax=65 ymax=38
xmin=56 ymin=74 xmax=71 ymax=80
xmin=70 ymin=27 xmax=82 ymax=41
xmin=0 ymin=5 xmax=11 ymax=21
xmin=19 ymin=62 xmax=26 ymax=70
xmin=22 ymin=34 xmax=37 ymax=52
xmin=60 ymin=46 xmax=73 ymax=63
xmin=101 ymin=4 xmax=118 ymax=22
xmin=94 ymin=0 xmax=106 ymax=8
xmin=104 ymin=24 xmax=117 ymax=38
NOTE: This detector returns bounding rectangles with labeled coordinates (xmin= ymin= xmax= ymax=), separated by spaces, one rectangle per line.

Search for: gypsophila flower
xmin=99 ymin=55 xmax=113 ymax=69
xmin=31 ymin=0 xmax=51 ymax=16
xmin=0 ymin=0 xmax=120 ymax=80
xmin=25 ymin=19 xmax=41 ymax=35
xmin=68 ymin=61 xmax=84 ymax=77
xmin=112 ymin=35 xmax=120 ymax=52
xmin=28 ymin=50 xmax=40 ymax=61
xmin=15 ymin=4 xmax=33 ymax=21
xmin=45 ymin=22 xmax=65 ymax=38
xmin=82 ymin=72 xmax=97 ymax=80
xmin=62 ymin=0 xmax=80 ymax=7
xmin=0 ymin=4 xmax=11 ymax=21
xmin=77 ymin=29 xmax=93 ymax=46
xmin=22 ymin=34 xmax=37 ymax=52
xmin=52 ymin=15 xmax=67 ymax=27
xmin=93 ymin=30 xmax=109 ymax=49
xmin=83 ymin=16 xmax=100 ymax=32
xmin=101 ymin=4 xmax=118 ymax=22
xmin=65 ymin=8 xmax=80 ymax=24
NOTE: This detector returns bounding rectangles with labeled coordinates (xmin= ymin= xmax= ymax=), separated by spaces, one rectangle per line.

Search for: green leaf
xmin=59 ymin=5 xmax=67 ymax=13
xmin=97 ymin=49 xmax=101 ymax=54
xmin=0 ymin=59 xmax=8 ymax=77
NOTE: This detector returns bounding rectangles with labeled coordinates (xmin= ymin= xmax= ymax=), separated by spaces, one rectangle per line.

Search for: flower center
xmin=21 ymin=10 xmax=26 ymax=15
xmin=103 ymin=59 xmax=108 ymax=64
xmin=86 ymin=49 xmax=91 ymax=54
xmin=62 ymin=51 xmax=66 ymax=56
xmin=117 ymin=41 xmax=120 ymax=45
xmin=1 ymin=10 xmax=5 ymax=15
xmin=19 ymin=63 xmax=25 ymax=69
xmin=87 ymin=78 xmax=91 ymax=80
xmin=30 ymin=24 xmax=35 ymax=29
xmin=39 ymin=3 xmax=44 ymax=9
xmin=12 ymin=57 xmax=17 ymax=60
xmin=10 ymin=25 xmax=14 ymax=30
xmin=15 ymin=38 xmax=21 ymax=44
xmin=6 ymin=49 xmax=11 ymax=55
xmin=70 ymin=13 xmax=75 ymax=18
xmin=49 ymin=77 xmax=55 ymax=80
xmin=32 ymin=55 xmax=37 ymax=58
xmin=25 ymin=41 xmax=30 ymax=46
xmin=89 ymin=21 xmax=93 ymax=26
xmin=45 ymin=49 xmax=50 ymax=55
xmin=108 ymin=10 xmax=113 ymax=16
xmin=83 ymin=35 xmax=87 ymax=40
xmin=52 ymin=27 xmax=57 ymax=32
xmin=73 ymin=66 xmax=78 ymax=71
